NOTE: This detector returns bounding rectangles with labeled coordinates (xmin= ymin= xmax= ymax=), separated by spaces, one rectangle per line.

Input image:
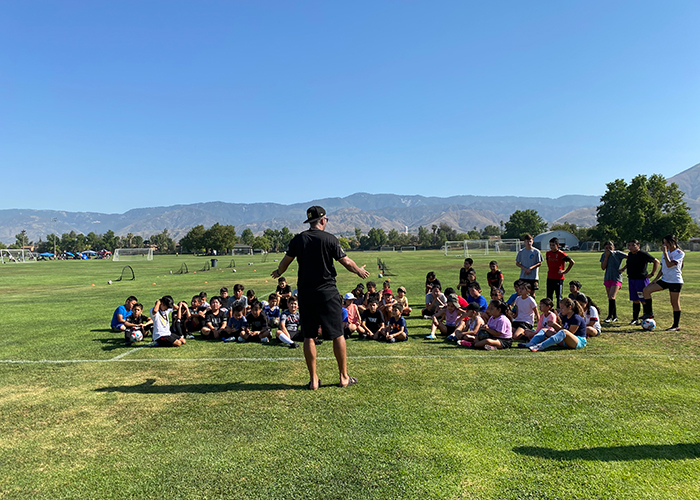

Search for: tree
xmin=481 ymin=225 xmax=502 ymax=238
xmin=149 ymin=229 xmax=176 ymax=253
xmin=367 ymin=228 xmax=388 ymax=249
xmin=252 ymin=235 xmax=271 ymax=252
xmin=204 ymin=223 xmax=237 ymax=254
xmin=15 ymin=230 xmax=29 ymax=248
xmin=240 ymin=228 xmax=255 ymax=246
xmin=132 ymin=235 xmax=144 ymax=248
xmin=596 ymin=174 xmax=694 ymax=242
xmin=102 ymin=230 xmax=120 ymax=252
xmin=387 ymin=229 xmax=401 ymax=246
xmin=338 ymin=236 xmax=351 ymax=251
xmin=180 ymin=225 xmax=207 ymax=253
xmin=503 ymin=210 xmax=548 ymax=239
xmin=417 ymin=226 xmax=431 ymax=247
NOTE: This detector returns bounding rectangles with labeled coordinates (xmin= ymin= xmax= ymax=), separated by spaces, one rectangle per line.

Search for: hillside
xmin=0 ymin=193 xmax=601 ymax=244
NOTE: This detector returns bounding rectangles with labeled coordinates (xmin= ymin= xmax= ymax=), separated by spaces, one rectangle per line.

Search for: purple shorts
xmin=604 ymin=280 xmax=622 ymax=289
xmin=628 ymin=278 xmax=649 ymax=302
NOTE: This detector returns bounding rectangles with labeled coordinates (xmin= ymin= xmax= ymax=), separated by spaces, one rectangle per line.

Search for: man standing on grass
xmin=272 ymin=206 xmax=370 ymax=390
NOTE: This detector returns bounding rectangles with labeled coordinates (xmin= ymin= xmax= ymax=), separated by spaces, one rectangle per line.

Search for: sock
xmin=632 ymin=302 xmax=640 ymax=320
xmin=277 ymin=332 xmax=293 ymax=345
xmin=673 ymin=311 xmax=681 ymax=328
xmin=643 ymin=299 xmax=653 ymax=317
xmin=610 ymin=299 xmax=617 ymax=318
xmin=539 ymin=330 xmax=566 ymax=350
xmin=526 ymin=330 xmax=548 ymax=347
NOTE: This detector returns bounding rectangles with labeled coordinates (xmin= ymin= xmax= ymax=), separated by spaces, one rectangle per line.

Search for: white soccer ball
xmin=378 ymin=273 xmax=383 ymax=278
xmin=107 ymin=280 xmax=112 ymax=285
xmin=641 ymin=318 xmax=656 ymax=331
xmin=232 ymin=269 xmax=237 ymax=273
xmin=128 ymin=330 xmax=144 ymax=343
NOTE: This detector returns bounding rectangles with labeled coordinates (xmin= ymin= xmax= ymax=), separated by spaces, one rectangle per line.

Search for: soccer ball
xmin=127 ymin=329 xmax=144 ymax=343
xmin=641 ymin=318 xmax=656 ymax=331
xmin=378 ymin=273 xmax=383 ymax=278
xmin=232 ymin=269 xmax=237 ymax=273
xmin=107 ymin=280 xmax=112 ymax=285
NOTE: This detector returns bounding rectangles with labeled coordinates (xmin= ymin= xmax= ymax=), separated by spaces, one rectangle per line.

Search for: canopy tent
xmin=39 ymin=252 xmax=55 ymax=257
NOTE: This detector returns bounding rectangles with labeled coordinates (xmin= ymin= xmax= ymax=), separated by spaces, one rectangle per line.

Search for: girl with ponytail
xmin=525 ymin=297 xmax=587 ymax=352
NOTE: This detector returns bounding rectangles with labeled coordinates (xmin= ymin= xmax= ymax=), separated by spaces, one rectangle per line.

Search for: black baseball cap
xmin=304 ymin=205 xmax=327 ymax=223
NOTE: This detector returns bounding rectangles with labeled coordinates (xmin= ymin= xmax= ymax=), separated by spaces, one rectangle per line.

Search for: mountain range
xmin=0 ymin=193 xmax=600 ymax=245
xmin=3 ymin=163 xmax=699 ymax=245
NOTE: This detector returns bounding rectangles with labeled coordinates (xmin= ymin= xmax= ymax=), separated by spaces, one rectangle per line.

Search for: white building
xmin=533 ymin=230 xmax=580 ymax=250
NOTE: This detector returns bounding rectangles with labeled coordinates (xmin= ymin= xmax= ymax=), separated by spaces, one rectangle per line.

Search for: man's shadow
xmin=95 ymin=378 xmax=301 ymax=394
xmin=92 ymin=338 xmax=131 ymax=352
xmin=513 ymin=444 xmax=700 ymax=461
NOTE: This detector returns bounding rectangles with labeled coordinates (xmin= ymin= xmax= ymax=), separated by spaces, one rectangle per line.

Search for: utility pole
xmin=51 ymin=218 xmax=57 ymax=256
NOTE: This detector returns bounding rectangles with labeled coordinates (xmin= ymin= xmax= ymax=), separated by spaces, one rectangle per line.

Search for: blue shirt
xmin=600 ymin=250 xmax=626 ymax=282
xmin=227 ymin=315 xmax=248 ymax=331
xmin=388 ymin=316 xmax=407 ymax=335
xmin=562 ymin=313 xmax=587 ymax=338
xmin=467 ymin=294 xmax=488 ymax=312
xmin=111 ymin=305 xmax=131 ymax=328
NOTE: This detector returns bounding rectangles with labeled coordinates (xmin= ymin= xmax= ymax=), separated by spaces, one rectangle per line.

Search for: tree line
xmin=1 ymin=174 xmax=696 ymax=254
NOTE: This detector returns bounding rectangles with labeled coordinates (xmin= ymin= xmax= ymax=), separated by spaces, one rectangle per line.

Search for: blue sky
xmin=1 ymin=1 xmax=698 ymax=213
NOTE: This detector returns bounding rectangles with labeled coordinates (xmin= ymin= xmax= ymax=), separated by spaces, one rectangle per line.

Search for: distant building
xmin=533 ymin=231 xmax=580 ymax=250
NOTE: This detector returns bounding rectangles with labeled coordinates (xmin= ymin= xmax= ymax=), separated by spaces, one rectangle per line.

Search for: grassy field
xmin=1 ymin=250 xmax=699 ymax=499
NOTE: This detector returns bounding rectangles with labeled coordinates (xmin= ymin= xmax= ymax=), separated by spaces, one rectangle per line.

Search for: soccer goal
xmin=380 ymin=246 xmax=395 ymax=252
xmin=444 ymin=240 xmax=491 ymax=257
xmin=0 ymin=249 xmax=37 ymax=263
xmin=399 ymin=246 xmax=416 ymax=252
xmin=579 ymin=241 xmax=600 ymax=252
xmin=113 ymin=248 xmax=153 ymax=261
xmin=491 ymin=239 xmax=522 ymax=253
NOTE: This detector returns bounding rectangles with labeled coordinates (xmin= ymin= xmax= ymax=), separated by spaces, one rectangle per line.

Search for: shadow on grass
xmin=513 ymin=444 xmax=700 ymax=461
xmin=92 ymin=338 xmax=133 ymax=352
xmin=95 ymin=378 xmax=302 ymax=393
xmin=90 ymin=328 xmax=114 ymax=333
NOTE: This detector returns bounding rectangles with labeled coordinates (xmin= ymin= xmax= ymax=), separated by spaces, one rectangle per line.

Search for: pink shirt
xmin=536 ymin=311 xmax=557 ymax=331
xmin=346 ymin=304 xmax=360 ymax=326
xmin=488 ymin=314 xmax=512 ymax=339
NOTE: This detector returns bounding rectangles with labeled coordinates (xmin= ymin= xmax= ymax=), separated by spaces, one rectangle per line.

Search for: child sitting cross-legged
xmin=123 ymin=303 xmax=153 ymax=345
xmin=454 ymin=302 xmax=484 ymax=344
xmin=426 ymin=294 xmax=466 ymax=340
xmin=459 ymin=300 xmax=512 ymax=350
xmin=277 ymin=295 xmax=301 ymax=348
xmin=382 ymin=304 xmax=408 ymax=343
xmin=515 ymin=298 xmax=557 ymax=346
xmin=201 ymin=296 xmax=228 ymax=340
xmin=263 ymin=293 xmax=281 ymax=328
xmin=151 ymin=296 xmax=187 ymax=347
xmin=342 ymin=293 xmax=364 ymax=338
xmin=395 ymin=286 xmax=412 ymax=316
xmin=223 ymin=304 xmax=248 ymax=342
xmin=244 ymin=301 xmax=271 ymax=343
xmin=524 ymin=297 xmax=587 ymax=352
xmin=360 ymin=298 xmax=386 ymax=340
xmin=512 ymin=282 xmax=539 ymax=342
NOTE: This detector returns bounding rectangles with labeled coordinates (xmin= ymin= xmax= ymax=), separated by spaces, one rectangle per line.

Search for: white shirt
xmin=150 ymin=307 xmax=173 ymax=341
xmin=661 ymin=248 xmax=684 ymax=284
xmin=514 ymin=295 xmax=537 ymax=324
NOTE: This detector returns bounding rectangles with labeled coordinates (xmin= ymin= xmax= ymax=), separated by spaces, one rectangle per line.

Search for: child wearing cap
xmin=425 ymin=294 xmax=466 ymax=340
xmin=380 ymin=289 xmax=396 ymax=319
xmin=342 ymin=292 xmax=364 ymax=337
xmin=396 ymin=286 xmax=412 ymax=316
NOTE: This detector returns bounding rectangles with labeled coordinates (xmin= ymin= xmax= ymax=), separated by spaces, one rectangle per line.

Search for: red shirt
xmin=457 ymin=295 xmax=468 ymax=308
xmin=546 ymin=250 xmax=571 ymax=280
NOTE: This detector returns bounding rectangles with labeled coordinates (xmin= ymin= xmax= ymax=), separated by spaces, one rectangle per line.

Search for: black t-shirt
xmin=246 ymin=312 xmax=268 ymax=332
xmin=426 ymin=278 xmax=442 ymax=292
xmin=205 ymin=311 xmax=226 ymax=330
xmin=286 ymin=228 xmax=346 ymax=290
xmin=362 ymin=309 xmax=385 ymax=333
xmin=626 ymin=251 xmax=656 ymax=280
xmin=276 ymin=284 xmax=292 ymax=310
xmin=130 ymin=314 xmax=149 ymax=326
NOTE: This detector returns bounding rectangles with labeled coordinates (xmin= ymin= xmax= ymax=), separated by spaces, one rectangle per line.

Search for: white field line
xmin=0 ymin=353 xmax=698 ymax=365
xmin=110 ymin=347 xmax=143 ymax=360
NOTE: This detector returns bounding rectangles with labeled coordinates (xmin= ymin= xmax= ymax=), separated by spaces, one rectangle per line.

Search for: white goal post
xmin=444 ymin=240 xmax=490 ymax=257
xmin=399 ymin=246 xmax=416 ymax=252
xmin=492 ymin=239 xmax=522 ymax=253
xmin=113 ymin=248 xmax=154 ymax=261
xmin=380 ymin=246 xmax=395 ymax=251
xmin=0 ymin=249 xmax=38 ymax=263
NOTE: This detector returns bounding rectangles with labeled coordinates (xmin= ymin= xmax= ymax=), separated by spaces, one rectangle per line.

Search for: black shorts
xmin=156 ymin=334 xmax=181 ymax=347
xmin=489 ymin=335 xmax=512 ymax=349
xmin=512 ymin=321 xmax=533 ymax=331
xmin=445 ymin=325 xmax=457 ymax=335
xmin=298 ymin=287 xmax=344 ymax=340
xmin=657 ymin=280 xmax=683 ymax=293
xmin=521 ymin=279 xmax=539 ymax=291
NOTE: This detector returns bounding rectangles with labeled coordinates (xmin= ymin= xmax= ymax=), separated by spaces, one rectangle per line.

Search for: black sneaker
xmin=314 ymin=338 xmax=323 ymax=345
xmin=629 ymin=319 xmax=640 ymax=326
xmin=289 ymin=342 xmax=299 ymax=349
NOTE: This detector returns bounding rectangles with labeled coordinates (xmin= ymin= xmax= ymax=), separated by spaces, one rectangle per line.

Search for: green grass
xmin=1 ymin=251 xmax=700 ymax=499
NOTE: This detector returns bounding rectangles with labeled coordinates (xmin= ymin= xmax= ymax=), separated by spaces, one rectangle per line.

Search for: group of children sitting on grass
xmin=421 ymin=277 xmax=600 ymax=352
xmin=109 ymin=277 xmax=416 ymax=348
xmin=109 ymin=266 xmax=600 ymax=352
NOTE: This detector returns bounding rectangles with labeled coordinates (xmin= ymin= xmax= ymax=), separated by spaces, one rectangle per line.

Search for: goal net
xmin=380 ymin=246 xmax=395 ymax=251
xmin=579 ymin=241 xmax=600 ymax=252
xmin=399 ymin=246 xmax=416 ymax=252
xmin=113 ymin=248 xmax=153 ymax=261
xmin=491 ymin=239 xmax=522 ymax=253
xmin=0 ymin=249 xmax=37 ymax=263
xmin=444 ymin=240 xmax=490 ymax=257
